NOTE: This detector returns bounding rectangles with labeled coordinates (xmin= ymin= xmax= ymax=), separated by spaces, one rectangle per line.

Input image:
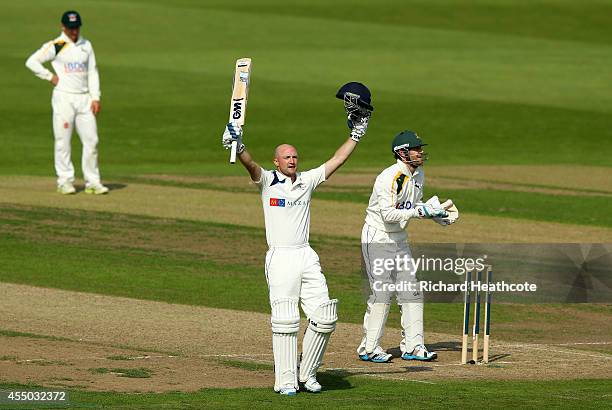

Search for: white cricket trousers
xmin=51 ymin=89 xmax=102 ymax=187
xmin=265 ymin=244 xmax=330 ymax=316
xmin=358 ymin=223 xmax=424 ymax=355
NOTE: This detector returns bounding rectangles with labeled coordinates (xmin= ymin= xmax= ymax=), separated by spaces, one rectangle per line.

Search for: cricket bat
xmin=228 ymin=58 xmax=252 ymax=164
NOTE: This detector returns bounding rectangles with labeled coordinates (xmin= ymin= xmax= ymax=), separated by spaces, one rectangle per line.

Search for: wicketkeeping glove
xmin=425 ymin=196 xmax=459 ymax=225
xmin=222 ymin=122 xmax=245 ymax=154
xmin=349 ymin=115 xmax=370 ymax=142
xmin=413 ymin=202 xmax=449 ymax=219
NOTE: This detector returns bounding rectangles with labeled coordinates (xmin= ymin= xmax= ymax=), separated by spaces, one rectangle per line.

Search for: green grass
xmin=88 ymin=367 xmax=152 ymax=378
xmin=316 ymin=187 xmax=612 ymax=227
xmin=1 ymin=378 xmax=611 ymax=409
xmin=0 ymin=2 xmax=610 ymax=407
xmin=0 ymin=234 xmax=271 ymax=312
xmin=219 ymin=359 xmax=274 ymax=372
xmin=0 ymin=330 xmax=71 ymax=342
xmin=2 ymin=205 xmax=609 ymax=343
xmin=0 ymin=0 xmax=610 ymax=179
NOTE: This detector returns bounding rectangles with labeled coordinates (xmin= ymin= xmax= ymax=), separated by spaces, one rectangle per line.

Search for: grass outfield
xmin=1 ymin=379 xmax=611 ymax=409
xmin=0 ymin=0 xmax=611 ymax=407
xmin=1 ymin=0 xmax=611 ymax=177
xmin=2 ymin=204 xmax=610 ymax=344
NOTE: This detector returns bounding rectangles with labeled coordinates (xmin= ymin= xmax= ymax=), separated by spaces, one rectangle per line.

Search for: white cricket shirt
xmin=255 ymin=165 xmax=326 ymax=247
xmin=364 ymin=160 xmax=425 ymax=233
xmin=25 ymin=32 xmax=101 ymax=100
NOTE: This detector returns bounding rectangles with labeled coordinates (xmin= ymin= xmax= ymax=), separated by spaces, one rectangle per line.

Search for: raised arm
xmin=324 ymin=138 xmax=358 ymax=179
xmin=222 ymin=122 xmax=261 ymax=182
xmin=324 ymin=115 xmax=369 ymax=179
xmin=238 ymin=148 xmax=262 ymax=182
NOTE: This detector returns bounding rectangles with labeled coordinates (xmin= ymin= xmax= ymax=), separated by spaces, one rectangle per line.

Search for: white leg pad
xmin=270 ymin=298 xmax=300 ymax=391
xmin=299 ymin=299 xmax=337 ymax=382
xmin=400 ymin=302 xmax=424 ymax=354
xmin=365 ymin=302 xmax=390 ymax=353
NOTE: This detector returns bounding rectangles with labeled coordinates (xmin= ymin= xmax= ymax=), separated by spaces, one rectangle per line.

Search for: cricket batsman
xmin=358 ymin=130 xmax=459 ymax=363
xmin=220 ymin=83 xmax=373 ymax=395
xmin=25 ymin=10 xmax=109 ymax=195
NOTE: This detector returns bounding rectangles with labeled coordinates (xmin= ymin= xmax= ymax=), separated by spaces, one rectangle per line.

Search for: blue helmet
xmin=336 ymin=82 xmax=373 ymax=111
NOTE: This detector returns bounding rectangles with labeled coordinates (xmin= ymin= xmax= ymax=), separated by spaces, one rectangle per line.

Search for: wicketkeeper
xmin=358 ymin=130 xmax=459 ymax=362
xmin=221 ymin=83 xmax=373 ymax=395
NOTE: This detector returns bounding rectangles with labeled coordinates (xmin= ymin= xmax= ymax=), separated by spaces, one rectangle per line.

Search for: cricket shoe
xmin=278 ymin=387 xmax=297 ymax=396
xmin=57 ymin=183 xmax=76 ymax=195
xmin=359 ymin=351 xmax=392 ymax=363
xmin=300 ymin=376 xmax=322 ymax=393
xmin=401 ymin=344 xmax=438 ymax=361
xmin=84 ymin=184 xmax=109 ymax=195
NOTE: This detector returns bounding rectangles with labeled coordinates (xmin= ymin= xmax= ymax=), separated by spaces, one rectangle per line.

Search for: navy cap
xmin=61 ymin=11 xmax=82 ymax=28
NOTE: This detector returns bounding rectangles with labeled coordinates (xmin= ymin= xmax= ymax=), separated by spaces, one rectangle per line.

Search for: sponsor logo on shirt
xmin=270 ymin=198 xmax=286 ymax=207
xmin=64 ymin=62 xmax=88 ymax=73
xmin=395 ymin=200 xmax=412 ymax=209
xmin=269 ymin=198 xmax=310 ymax=207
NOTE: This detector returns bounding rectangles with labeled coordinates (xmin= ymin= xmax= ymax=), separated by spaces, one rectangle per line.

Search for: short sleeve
xmin=303 ymin=164 xmax=326 ymax=190
xmin=252 ymin=167 xmax=272 ymax=189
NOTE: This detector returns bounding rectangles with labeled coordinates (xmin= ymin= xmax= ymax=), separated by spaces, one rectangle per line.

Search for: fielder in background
xmin=25 ymin=10 xmax=109 ymax=195
xmin=358 ymin=131 xmax=459 ymax=363
xmin=221 ymin=83 xmax=373 ymax=396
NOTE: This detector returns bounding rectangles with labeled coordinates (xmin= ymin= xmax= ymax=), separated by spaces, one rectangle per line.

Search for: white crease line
xmin=505 ymin=344 xmax=612 ymax=359
xmin=197 ymin=353 xmax=273 ymax=358
xmin=362 ymin=374 xmax=437 ymax=384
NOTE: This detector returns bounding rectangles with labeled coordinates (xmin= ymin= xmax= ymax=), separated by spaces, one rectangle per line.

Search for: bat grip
xmin=229 ymin=140 xmax=238 ymax=164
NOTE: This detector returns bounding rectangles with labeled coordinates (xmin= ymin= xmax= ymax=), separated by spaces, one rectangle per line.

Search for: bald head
xmin=273 ymin=144 xmax=299 ymax=180
xmin=274 ymin=144 xmax=298 ymax=159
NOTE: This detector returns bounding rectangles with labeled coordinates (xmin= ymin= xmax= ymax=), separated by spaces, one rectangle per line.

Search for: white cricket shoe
xmin=84 ymin=184 xmax=109 ymax=195
xmin=278 ymin=387 xmax=297 ymax=396
xmin=302 ymin=376 xmax=322 ymax=393
xmin=57 ymin=183 xmax=76 ymax=195
xmin=401 ymin=344 xmax=438 ymax=361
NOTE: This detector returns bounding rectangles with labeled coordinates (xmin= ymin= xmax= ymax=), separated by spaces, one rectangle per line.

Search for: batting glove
xmin=349 ymin=115 xmax=369 ymax=142
xmin=222 ymin=122 xmax=245 ymax=154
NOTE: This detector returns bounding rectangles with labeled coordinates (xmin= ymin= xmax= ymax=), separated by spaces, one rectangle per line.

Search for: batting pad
xmin=270 ymin=298 xmax=300 ymax=334
xmin=300 ymin=300 xmax=338 ymax=382
xmin=270 ymin=298 xmax=300 ymax=391
xmin=273 ymin=333 xmax=298 ymax=390
xmin=400 ymin=302 xmax=424 ymax=354
xmin=365 ymin=302 xmax=390 ymax=353
xmin=307 ymin=299 xmax=338 ymax=333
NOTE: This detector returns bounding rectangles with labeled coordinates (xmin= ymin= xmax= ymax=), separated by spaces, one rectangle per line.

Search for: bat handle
xmin=229 ymin=140 xmax=238 ymax=164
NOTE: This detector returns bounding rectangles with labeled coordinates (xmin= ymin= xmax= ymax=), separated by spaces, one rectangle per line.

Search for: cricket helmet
xmin=392 ymin=130 xmax=428 ymax=164
xmin=336 ymin=82 xmax=374 ymax=112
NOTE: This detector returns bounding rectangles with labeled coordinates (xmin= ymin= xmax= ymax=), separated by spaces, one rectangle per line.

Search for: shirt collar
xmin=275 ymin=169 xmax=304 ymax=188
xmin=60 ymin=31 xmax=82 ymax=45
xmin=396 ymin=159 xmax=422 ymax=178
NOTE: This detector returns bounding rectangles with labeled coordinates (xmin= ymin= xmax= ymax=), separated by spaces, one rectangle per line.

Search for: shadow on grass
xmin=106 ymin=183 xmax=127 ymax=192
xmin=317 ymin=370 xmax=353 ymax=391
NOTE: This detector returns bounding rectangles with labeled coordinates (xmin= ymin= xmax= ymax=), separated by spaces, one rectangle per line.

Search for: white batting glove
xmin=349 ymin=115 xmax=369 ymax=142
xmin=222 ymin=122 xmax=245 ymax=154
